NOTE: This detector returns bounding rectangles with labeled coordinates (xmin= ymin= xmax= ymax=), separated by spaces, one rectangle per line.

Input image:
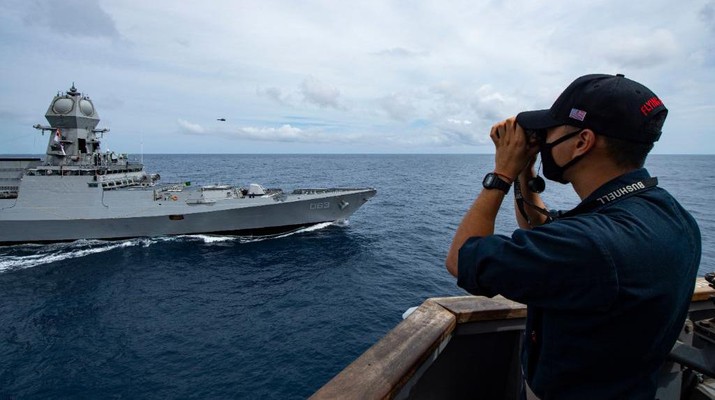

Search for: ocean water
xmin=1 ymin=154 xmax=713 ymax=399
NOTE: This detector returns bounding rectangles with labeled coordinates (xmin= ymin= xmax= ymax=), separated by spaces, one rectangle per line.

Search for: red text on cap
xmin=640 ymin=97 xmax=663 ymax=116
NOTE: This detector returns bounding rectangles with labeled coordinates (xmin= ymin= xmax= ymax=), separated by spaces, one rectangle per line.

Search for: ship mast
xmin=32 ymin=84 xmax=108 ymax=167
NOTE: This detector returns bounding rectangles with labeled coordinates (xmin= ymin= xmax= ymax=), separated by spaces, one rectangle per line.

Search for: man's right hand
xmin=490 ymin=117 xmax=540 ymax=180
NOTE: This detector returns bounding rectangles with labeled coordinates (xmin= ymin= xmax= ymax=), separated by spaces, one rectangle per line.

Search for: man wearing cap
xmin=446 ymin=74 xmax=701 ymax=399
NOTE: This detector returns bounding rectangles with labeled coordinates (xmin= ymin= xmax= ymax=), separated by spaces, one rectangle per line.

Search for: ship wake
xmin=0 ymin=239 xmax=145 ymax=273
xmin=0 ymin=222 xmax=339 ymax=272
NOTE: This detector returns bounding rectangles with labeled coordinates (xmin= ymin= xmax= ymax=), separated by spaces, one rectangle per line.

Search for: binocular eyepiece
xmin=525 ymin=129 xmax=547 ymax=145
xmin=522 ymin=129 xmax=546 ymax=194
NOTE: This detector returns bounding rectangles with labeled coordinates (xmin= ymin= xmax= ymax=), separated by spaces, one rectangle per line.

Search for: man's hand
xmin=490 ymin=117 xmax=540 ymax=180
xmin=445 ymin=117 xmax=542 ymax=276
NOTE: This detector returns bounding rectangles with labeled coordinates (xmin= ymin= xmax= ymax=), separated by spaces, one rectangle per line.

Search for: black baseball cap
xmin=516 ymin=74 xmax=667 ymax=143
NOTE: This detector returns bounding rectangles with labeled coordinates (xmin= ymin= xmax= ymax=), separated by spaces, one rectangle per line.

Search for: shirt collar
xmin=578 ymin=168 xmax=652 ymax=208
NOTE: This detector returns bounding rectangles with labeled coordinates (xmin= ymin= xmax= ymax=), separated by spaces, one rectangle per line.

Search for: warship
xmin=0 ymin=85 xmax=376 ymax=245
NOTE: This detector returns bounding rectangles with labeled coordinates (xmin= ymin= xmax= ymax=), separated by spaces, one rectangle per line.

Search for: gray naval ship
xmin=0 ymin=85 xmax=376 ymax=245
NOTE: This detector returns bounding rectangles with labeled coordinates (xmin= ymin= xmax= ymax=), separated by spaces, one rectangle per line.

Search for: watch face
xmin=483 ymin=173 xmax=509 ymax=192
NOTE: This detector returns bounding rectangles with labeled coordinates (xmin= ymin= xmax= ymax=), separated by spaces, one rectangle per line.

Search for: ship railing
xmin=26 ymin=167 xmax=100 ymax=177
xmin=291 ymin=188 xmax=363 ymax=195
xmin=312 ymin=278 xmax=715 ymax=400
xmin=23 ymin=164 xmax=144 ymax=177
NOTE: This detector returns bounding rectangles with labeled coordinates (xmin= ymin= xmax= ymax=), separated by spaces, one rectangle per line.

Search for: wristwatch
xmin=482 ymin=172 xmax=511 ymax=193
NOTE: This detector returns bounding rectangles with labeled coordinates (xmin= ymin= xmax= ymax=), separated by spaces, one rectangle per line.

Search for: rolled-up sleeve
xmin=457 ymin=235 xmax=505 ymax=298
xmin=457 ymin=217 xmax=619 ymax=311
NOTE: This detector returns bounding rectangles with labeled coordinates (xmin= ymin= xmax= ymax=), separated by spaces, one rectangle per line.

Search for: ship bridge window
xmin=78 ymin=139 xmax=87 ymax=153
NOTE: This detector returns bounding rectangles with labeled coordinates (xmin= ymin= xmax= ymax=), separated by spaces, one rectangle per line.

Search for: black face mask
xmin=540 ymin=129 xmax=585 ymax=184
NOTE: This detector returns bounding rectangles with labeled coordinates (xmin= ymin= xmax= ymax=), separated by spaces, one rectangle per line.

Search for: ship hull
xmin=0 ymin=176 xmax=375 ymax=244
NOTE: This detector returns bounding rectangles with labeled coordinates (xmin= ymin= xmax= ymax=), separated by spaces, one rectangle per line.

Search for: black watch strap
xmin=483 ymin=172 xmax=511 ymax=193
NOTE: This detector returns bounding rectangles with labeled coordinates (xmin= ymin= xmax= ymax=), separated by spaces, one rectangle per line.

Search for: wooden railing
xmin=312 ymin=278 xmax=715 ymax=400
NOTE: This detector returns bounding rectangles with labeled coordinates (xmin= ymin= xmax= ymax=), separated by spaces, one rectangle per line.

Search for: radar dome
xmin=52 ymin=98 xmax=74 ymax=114
xmin=79 ymin=99 xmax=94 ymax=116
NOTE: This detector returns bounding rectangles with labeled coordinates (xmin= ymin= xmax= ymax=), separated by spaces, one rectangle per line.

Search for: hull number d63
xmin=310 ymin=202 xmax=330 ymax=210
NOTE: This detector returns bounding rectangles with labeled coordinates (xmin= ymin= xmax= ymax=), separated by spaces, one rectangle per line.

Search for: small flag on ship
xmin=54 ymin=129 xmax=66 ymax=155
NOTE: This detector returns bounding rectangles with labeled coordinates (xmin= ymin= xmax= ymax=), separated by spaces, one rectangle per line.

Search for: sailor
xmin=446 ymin=74 xmax=701 ymax=399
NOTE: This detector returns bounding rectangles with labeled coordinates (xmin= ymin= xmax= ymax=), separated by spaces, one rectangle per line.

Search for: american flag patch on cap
xmin=569 ymin=108 xmax=587 ymax=121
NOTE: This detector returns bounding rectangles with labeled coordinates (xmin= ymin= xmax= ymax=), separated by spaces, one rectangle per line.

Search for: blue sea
xmin=1 ymin=154 xmax=713 ymax=399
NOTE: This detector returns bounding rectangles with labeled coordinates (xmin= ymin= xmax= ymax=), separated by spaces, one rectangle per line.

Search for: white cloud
xmin=1 ymin=0 xmax=714 ymax=154
xmin=380 ymin=93 xmax=417 ymax=121
xmin=235 ymin=125 xmax=309 ymax=142
xmin=23 ymin=0 xmax=120 ymax=38
xmin=701 ymin=1 xmax=715 ymax=32
xmin=427 ymin=82 xmax=515 ymax=129
xmin=590 ymin=28 xmax=678 ymax=69
xmin=433 ymin=118 xmax=490 ymax=147
xmin=175 ymin=119 xmax=491 ymax=151
xmin=373 ymin=47 xmax=428 ymax=58
xmin=178 ymin=119 xmax=205 ymax=135
xmin=178 ymin=122 xmax=358 ymax=144
xmin=447 ymin=119 xmax=472 ymax=125
xmin=257 ymin=86 xmax=291 ymax=106
xmin=300 ymin=77 xmax=342 ymax=109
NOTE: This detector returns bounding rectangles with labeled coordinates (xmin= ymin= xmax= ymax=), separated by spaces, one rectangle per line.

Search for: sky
xmin=1 ymin=0 xmax=714 ymax=154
